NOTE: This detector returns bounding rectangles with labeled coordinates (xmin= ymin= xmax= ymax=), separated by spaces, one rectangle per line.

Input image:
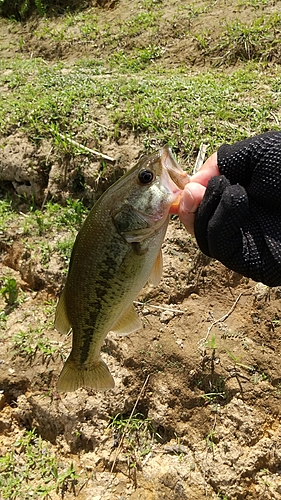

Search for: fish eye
xmin=138 ymin=169 xmax=154 ymax=184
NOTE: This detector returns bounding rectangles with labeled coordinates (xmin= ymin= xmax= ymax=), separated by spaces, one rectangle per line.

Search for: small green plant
xmin=257 ymin=468 xmax=274 ymax=488
xmin=274 ymin=383 xmax=281 ymax=395
xmin=56 ymin=238 xmax=75 ymax=262
xmin=108 ymin=412 xmax=160 ymax=470
xmin=251 ymin=371 xmax=268 ymax=384
xmin=205 ymin=334 xmax=218 ymax=350
xmin=201 ymin=376 xmax=227 ymax=405
xmin=40 ymin=241 xmax=52 ymax=266
xmin=60 ymin=198 xmax=86 ymax=227
xmin=109 ymin=45 xmax=163 ymax=72
xmin=0 ymin=311 xmax=7 ymax=331
xmin=225 ymin=349 xmax=254 ymax=370
xmin=12 ymin=329 xmax=35 ymax=357
xmin=216 ymin=493 xmax=228 ymax=500
xmin=13 ymin=326 xmax=59 ymax=361
xmin=0 ymin=276 xmax=18 ymax=307
xmin=194 ymin=31 xmax=212 ymax=51
xmin=0 ymin=198 xmax=16 ymax=231
xmin=237 ymin=0 xmax=271 ymax=8
xmin=21 ymin=209 xmax=50 ymax=236
xmin=0 ymin=428 xmax=79 ymax=499
xmin=199 ymin=335 xmax=231 ymax=404
xmin=118 ymin=10 xmax=159 ymax=38
xmin=42 ymin=299 xmax=57 ymax=317
xmin=18 ymin=200 xmax=87 ymax=239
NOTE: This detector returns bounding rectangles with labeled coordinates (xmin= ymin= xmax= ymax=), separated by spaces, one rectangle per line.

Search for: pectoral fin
xmin=54 ymin=288 xmax=71 ymax=334
xmin=150 ymin=249 xmax=163 ymax=286
xmin=111 ymin=305 xmax=142 ymax=336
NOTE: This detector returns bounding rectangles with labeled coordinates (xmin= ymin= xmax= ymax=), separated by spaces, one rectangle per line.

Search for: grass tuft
xmin=0 ymin=428 xmax=79 ymax=499
xmin=212 ymin=14 xmax=281 ymax=65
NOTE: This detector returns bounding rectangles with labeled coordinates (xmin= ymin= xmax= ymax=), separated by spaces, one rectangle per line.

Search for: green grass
xmin=0 ymin=58 xmax=280 ymax=160
xmin=0 ymin=198 xmax=16 ymax=231
xmin=6 ymin=198 xmax=87 ymax=236
xmin=0 ymin=196 xmax=86 ymax=276
xmin=108 ymin=412 xmax=161 ymax=469
xmin=0 ymin=275 xmax=18 ymax=306
xmin=55 ymin=237 xmax=75 ymax=262
xmin=0 ymin=428 xmax=79 ymax=499
xmin=212 ymin=14 xmax=281 ymax=65
xmin=109 ymin=45 xmax=164 ymax=72
xmin=0 ymin=1 xmax=280 ymax=496
xmin=237 ymin=0 xmax=279 ymax=8
xmin=118 ymin=10 xmax=159 ymax=38
xmin=1 ymin=0 xmax=281 ymax=160
xmin=12 ymin=325 xmax=59 ymax=360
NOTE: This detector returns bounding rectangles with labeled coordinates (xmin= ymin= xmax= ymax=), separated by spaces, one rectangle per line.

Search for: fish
xmin=55 ymin=145 xmax=189 ymax=392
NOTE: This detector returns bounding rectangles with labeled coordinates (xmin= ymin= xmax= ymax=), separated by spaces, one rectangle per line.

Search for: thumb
xmin=178 ymin=182 xmax=206 ymax=234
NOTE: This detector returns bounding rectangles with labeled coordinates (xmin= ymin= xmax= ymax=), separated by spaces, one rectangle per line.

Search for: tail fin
xmin=57 ymin=356 xmax=115 ymax=392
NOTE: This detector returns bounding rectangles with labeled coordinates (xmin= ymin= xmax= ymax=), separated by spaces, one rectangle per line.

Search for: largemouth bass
xmin=55 ymin=146 xmax=188 ymax=392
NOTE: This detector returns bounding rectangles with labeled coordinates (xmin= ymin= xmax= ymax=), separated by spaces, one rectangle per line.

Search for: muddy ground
xmin=1 ymin=1 xmax=281 ymax=499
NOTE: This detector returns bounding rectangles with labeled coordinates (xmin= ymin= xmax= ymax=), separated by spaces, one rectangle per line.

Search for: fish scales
xmin=55 ymin=146 xmax=189 ymax=392
xmin=68 ymin=212 xmax=168 ymax=365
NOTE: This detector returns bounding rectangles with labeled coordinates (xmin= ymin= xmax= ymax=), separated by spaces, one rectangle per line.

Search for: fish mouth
xmin=160 ymin=145 xmax=190 ymax=191
xmin=159 ymin=145 xmax=189 ymax=212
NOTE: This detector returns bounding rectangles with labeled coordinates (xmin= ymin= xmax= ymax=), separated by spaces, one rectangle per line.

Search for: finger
xmin=178 ymin=182 xmax=206 ymax=234
xmin=178 ymin=211 xmax=196 ymax=235
xmin=191 ymin=152 xmax=220 ymax=187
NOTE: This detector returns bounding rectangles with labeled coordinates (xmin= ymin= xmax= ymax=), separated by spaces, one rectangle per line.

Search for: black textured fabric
xmin=194 ymin=132 xmax=281 ymax=286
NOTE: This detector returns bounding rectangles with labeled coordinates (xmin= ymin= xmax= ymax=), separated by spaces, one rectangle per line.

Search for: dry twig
xmin=199 ymin=292 xmax=244 ymax=350
xmin=193 ymin=142 xmax=208 ymax=174
xmin=56 ymin=131 xmax=115 ymax=162
xmin=134 ymin=301 xmax=184 ymax=314
xmin=203 ymin=411 xmax=218 ymax=496
xmin=110 ymin=374 xmax=150 ymax=473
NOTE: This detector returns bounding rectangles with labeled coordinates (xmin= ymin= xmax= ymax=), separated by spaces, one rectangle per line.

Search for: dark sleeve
xmin=217 ymin=131 xmax=281 ymax=211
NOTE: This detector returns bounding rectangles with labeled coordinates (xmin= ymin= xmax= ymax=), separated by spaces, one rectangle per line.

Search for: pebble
xmin=159 ymin=310 xmax=174 ymax=323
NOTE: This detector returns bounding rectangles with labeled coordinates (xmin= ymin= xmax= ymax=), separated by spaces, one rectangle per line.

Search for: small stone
xmin=160 ymin=310 xmax=174 ymax=323
xmin=175 ymin=338 xmax=184 ymax=348
xmin=190 ymin=293 xmax=199 ymax=300
xmin=254 ymin=282 xmax=269 ymax=300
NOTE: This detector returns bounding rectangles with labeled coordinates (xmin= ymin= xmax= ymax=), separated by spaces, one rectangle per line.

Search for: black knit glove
xmin=194 ymin=131 xmax=281 ymax=286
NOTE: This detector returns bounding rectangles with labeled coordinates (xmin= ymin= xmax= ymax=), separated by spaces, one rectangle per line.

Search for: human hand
xmin=170 ymin=152 xmax=219 ymax=234
xmin=193 ymin=132 xmax=281 ymax=286
xmin=171 ymin=132 xmax=281 ymax=286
